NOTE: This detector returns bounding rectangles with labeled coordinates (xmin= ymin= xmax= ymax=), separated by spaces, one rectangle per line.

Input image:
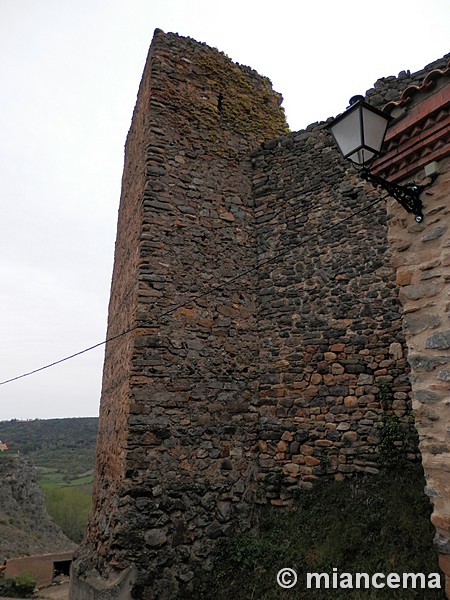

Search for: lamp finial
xmin=348 ymin=94 xmax=364 ymax=107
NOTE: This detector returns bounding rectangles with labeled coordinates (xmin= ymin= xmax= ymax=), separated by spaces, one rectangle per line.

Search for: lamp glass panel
xmin=347 ymin=148 xmax=375 ymax=165
xmin=329 ymin=106 xmax=362 ymax=159
xmin=361 ymin=106 xmax=389 ymax=156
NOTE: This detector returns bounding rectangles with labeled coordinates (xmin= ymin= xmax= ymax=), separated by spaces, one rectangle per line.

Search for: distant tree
xmin=43 ymin=486 xmax=91 ymax=543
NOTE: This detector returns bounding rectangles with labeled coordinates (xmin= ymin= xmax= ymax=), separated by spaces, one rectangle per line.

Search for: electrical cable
xmin=0 ymin=195 xmax=382 ymax=387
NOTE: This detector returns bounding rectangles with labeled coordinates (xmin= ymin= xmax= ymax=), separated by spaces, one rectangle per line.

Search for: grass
xmin=69 ymin=471 xmax=94 ymax=487
xmin=190 ymin=464 xmax=444 ymax=600
xmin=38 ymin=469 xmax=94 ymax=542
xmin=38 ymin=468 xmax=94 ymax=488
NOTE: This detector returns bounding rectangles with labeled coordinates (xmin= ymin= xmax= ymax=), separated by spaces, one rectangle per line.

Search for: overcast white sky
xmin=0 ymin=1 xmax=449 ymax=421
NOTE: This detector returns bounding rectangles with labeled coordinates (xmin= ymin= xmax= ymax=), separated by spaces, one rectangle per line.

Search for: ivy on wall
xmin=377 ymin=381 xmax=419 ymax=468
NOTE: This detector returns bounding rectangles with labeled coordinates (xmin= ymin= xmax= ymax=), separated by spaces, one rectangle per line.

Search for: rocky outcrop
xmin=0 ymin=454 xmax=75 ymax=561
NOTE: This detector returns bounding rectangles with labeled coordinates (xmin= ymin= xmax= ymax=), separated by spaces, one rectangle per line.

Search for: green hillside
xmin=0 ymin=418 xmax=98 ymax=543
xmin=0 ymin=417 xmax=98 ymax=482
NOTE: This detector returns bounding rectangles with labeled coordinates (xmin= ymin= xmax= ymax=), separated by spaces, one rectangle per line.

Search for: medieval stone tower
xmin=71 ymin=29 xmax=288 ymax=599
xmin=70 ymin=29 xmax=450 ymax=599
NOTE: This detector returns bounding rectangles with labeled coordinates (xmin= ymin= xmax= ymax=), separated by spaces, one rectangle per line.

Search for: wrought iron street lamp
xmin=328 ymin=96 xmax=431 ymax=223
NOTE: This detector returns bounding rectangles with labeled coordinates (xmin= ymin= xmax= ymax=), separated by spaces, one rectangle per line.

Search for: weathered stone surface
xmin=422 ymin=227 xmax=447 ymax=242
xmin=71 ymin=30 xmax=450 ymax=600
xmin=145 ymin=529 xmax=167 ymax=548
xmin=384 ymin=82 xmax=450 ymax=594
xmin=389 ymin=342 xmax=404 ymax=360
xmin=403 ymin=313 xmax=441 ymax=334
xmin=435 ymin=533 xmax=450 ymax=555
xmin=426 ymin=331 xmax=450 ymax=350
xmin=438 ymin=369 xmax=450 ymax=382
xmin=72 ymin=29 xmax=289 ymax=599
xmin=413 ymin=390 xmax=440 ymax=404
xmin=400 ymin=282 xmax=440 ymax=301
xmin=409 ymin=354 xmax=449 ymax=372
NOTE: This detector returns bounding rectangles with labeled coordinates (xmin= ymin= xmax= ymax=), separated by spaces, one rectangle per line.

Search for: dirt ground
xmin=36 ymin=581 xmax=69 ymax=599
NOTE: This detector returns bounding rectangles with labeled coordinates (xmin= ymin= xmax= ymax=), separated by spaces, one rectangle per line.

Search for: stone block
xmin=145 ymin=529 xmax=167 ymax=547
xmin=300 ymin=444 xmax=314 ymax=455
xmin=422 ymin=226 xmax=447 ymax=242
xmin=431 ymin=512 xmax=450 ymax=531
xmin=304 ymin=456 xmax=320 ymax=467
xmin=331 ymin=363 xmax=345 ymax=375
xmin=426 ymin=330 xmax=450 ymax=350
xmin=439 ymin=553 xmax=450 ymax=576
xmin=344 ymin=396 xmax=358 ymax=408
xmin=400 ymin=282 xmax=440 ymax=300
xmin=396 ymin=268 xmax=414 ymax=286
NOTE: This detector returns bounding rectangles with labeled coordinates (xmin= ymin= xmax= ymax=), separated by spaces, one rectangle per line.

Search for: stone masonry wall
xmin=72 ymin=30 xmax=448 ymax=600
xmin=387 ymin=153 xmax=450 ymax=594
xmin=367 ymin=66 xmax=450 ymax=596
xmin=72 ymin=30 xmax=287 ymax=600
xmin=251 ymin=55 xmax=450 ymax=505
xmin=365 ymin=53 xmax=450 ymax=110
xmin=252 ymin=129 xmax=415 ymax=503
xmin=81 ymin=26 xmax=156 ymax=568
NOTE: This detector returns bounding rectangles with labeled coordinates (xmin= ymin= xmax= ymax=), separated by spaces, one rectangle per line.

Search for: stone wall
xmin=72 ymin=29 xmax=287 ymax=599
xmin=250 ymin=54 xmax=449 ymax=506
xmin=72 ymin=30 xmax=449 ymax=599
xmin=366 ymin=54 xmax=450 ymax=109
xmin=380 ymin=70 xmax=450 ymax=592
xmin=252 ymin=127 xmax=415 ymax=503
xmin=388 ymin=156 xmax=450 ymax=596
xmin=81 ymin=22 xmax=156 ymax=576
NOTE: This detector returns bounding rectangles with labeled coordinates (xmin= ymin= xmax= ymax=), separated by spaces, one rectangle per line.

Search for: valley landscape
xmin=0 ymin=418 xmax=97 ymax=561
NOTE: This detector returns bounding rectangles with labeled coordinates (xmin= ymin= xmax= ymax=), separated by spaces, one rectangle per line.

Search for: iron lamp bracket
xmin=360 ymin=168 xmax=437 ymax=223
